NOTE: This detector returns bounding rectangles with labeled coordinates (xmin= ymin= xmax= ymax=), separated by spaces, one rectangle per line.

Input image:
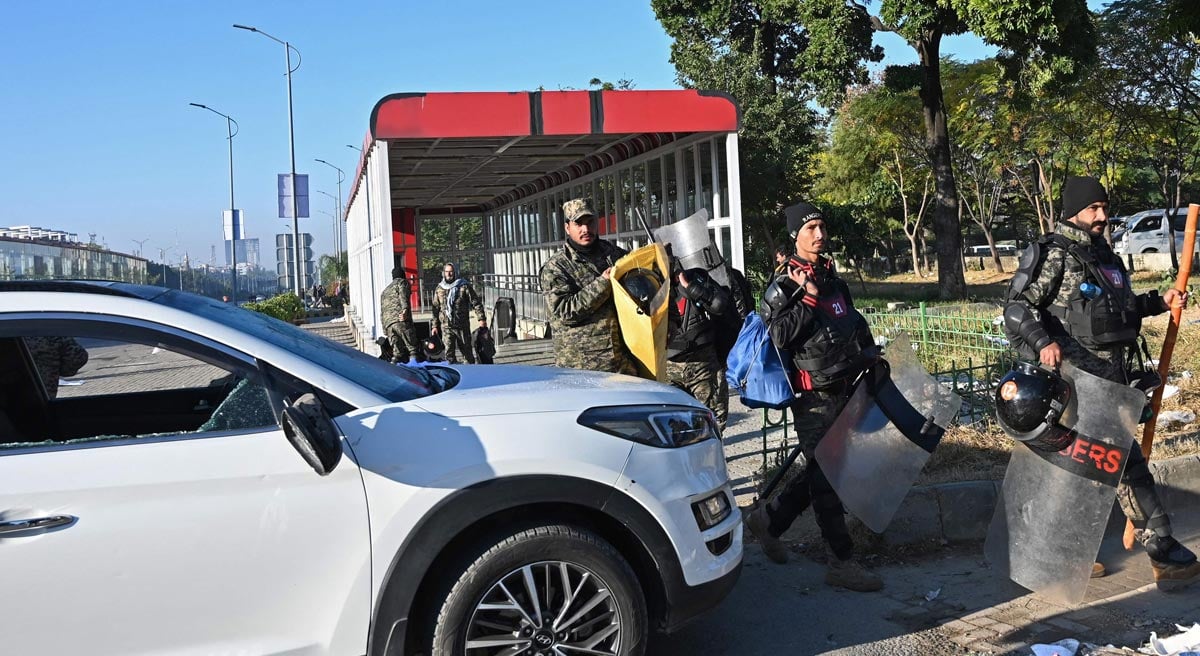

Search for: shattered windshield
xmin=155 ymin=290 xmax=453 ymax=403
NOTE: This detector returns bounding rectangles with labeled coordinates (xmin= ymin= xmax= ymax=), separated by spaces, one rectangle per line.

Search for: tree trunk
xmin=916 ymin=32 xmax=966 ymax=298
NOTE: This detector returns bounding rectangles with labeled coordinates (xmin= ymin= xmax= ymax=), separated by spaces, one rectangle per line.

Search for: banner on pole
xmin=222 ymin=209 xmax=244 ymax=240
xmin=278 ymin=174 xmax=310 ymax=218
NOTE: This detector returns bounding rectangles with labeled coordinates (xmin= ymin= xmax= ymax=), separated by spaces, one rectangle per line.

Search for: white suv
xmin=0 ymin=281 xmax=741 ymax=656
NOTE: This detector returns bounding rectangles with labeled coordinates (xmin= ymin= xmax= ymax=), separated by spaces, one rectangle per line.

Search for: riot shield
xmin=813 ymin=333 xmax=962 ymax=533
xmin=985 ymin=361 xmax=1142 ymax=604
xmin=653 ymin=208 xmax=729 ymax=287
xmin=611 ymin=243 xmax=670 ymax=382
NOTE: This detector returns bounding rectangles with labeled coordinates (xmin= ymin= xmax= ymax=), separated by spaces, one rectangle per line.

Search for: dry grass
xmin=919 ymin=422 xmax=1012 ymax=485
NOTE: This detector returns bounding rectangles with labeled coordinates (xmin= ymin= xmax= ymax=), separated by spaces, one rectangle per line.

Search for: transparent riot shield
xmin=814 ymin=333 xmax=962 ymax=533
xmin=985 ymin=360 xmax=1142 ymax=604
xmin=653 ymin=208 xmax=729 ymax=287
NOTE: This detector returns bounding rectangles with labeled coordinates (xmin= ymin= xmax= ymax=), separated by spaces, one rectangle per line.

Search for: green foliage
xmin=243 ymin=293 xmax=306 ymax=323
xmin=319 ymin=253 xmax=347 ymax=289
xmin=652 ymin=0 xmax=882 ymax=285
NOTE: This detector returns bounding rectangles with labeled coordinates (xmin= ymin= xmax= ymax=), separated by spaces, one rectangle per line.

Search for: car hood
xmin=409 ymin=364 xmax=699 ymax=417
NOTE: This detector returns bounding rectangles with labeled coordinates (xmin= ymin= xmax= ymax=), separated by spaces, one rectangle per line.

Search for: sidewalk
xmin=717 ymin=401 xmax=1200 ymax=654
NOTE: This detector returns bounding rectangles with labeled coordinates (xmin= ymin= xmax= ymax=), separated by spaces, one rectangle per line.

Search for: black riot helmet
xmin=995 ymin=361 xmax=1074 ymax=451
xmin=621 ymin=267 xmax=663 ymax=314
xmin=423 ymin=338 xmax=446 ymax=361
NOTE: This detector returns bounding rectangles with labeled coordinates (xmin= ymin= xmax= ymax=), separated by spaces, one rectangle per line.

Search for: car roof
xmin=0 ymin=279 xmax=169 ymax=300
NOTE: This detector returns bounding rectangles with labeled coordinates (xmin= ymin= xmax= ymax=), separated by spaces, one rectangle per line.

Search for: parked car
xmin=0 ymin=280 xmax=742 ymax=656
xmin=1111 ymin=208 xmax=1195 ymax=255
xmin=964 ymin=244 xmax=1018 ymax=257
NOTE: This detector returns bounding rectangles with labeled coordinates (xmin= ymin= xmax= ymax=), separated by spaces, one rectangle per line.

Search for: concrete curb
xmin=871 ymin=453 xmax=1200 ymax=547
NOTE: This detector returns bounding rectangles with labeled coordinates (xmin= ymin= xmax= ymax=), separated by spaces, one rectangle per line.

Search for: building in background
xmin=224 ymin=237 xmax=261 ymax=268
xmin=0 ymin=232 xmax=147 ymax=283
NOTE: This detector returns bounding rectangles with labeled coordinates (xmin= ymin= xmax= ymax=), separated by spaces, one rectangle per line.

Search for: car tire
xmin=431 ymin=524 xmax=647 ymax=656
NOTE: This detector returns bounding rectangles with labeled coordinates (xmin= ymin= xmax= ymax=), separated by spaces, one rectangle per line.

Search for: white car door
xmin=0 ymin=324 xmax=371 ymax=655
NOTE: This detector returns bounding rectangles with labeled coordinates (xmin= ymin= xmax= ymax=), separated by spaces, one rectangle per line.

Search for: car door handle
xmin=0 ymin=515 xmax=76 ymax=535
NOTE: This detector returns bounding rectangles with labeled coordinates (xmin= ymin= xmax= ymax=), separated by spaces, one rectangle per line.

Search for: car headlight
xmin=577 ymin=404 xmax=718 ymax=448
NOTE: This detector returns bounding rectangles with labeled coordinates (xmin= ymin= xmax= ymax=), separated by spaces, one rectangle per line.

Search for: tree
xmin=861 ymin=0 xmax=1096 ymax=297
xmin=1097 ymin=0 xmax=1200 ymax=267
xmin=816 ymin=84 xmax=931 ymax=276
xmin=652 ymin=0 xmax=881 ymax=284
xmin=319 ymin=253 xmax=348 ymax=290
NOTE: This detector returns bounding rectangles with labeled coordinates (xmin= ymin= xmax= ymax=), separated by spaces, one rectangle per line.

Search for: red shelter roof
xmin=348 ymin=90 xmax=739 ymax=215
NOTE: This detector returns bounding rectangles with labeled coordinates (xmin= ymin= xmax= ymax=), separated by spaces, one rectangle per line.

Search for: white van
xmin=1112 ymin=208 xmax=1194 ymax=255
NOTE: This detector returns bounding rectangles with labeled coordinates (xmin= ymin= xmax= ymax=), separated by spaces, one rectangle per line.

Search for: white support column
xmin=725 ymin=133 xmax=745 ymax=272
xmin=674 ymin=149 xmax=687 ymax=220
xmin=710 ymin=137 xmax=722 ymax=219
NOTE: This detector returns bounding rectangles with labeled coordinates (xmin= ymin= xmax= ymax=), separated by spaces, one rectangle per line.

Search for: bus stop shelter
xmin=342 ymin=89 xmax=744 ymax=351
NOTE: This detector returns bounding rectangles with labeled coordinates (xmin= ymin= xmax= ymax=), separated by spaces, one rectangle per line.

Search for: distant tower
xmin=88 ymin=232 xmax=97 ymax=245
xmin=210 ymin=245 xmax=217 ymax=266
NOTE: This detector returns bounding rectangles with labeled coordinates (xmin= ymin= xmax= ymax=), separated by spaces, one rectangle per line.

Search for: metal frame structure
xmin=342 ymin=90 xmax=744 ymax=348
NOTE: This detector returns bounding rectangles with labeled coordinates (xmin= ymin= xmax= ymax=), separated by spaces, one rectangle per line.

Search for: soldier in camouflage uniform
xmin=26 ymin=336 xmax=89 ymax=398
xmin=380 ymin=267 xmax=420 ymax=364
xmin=1004 ymin=175 xmax=1200 ymax=587
xmin=432 ymin=262 xmax=486 ymax=364
xmin=540 ymin=198 xmax=637 ymax=375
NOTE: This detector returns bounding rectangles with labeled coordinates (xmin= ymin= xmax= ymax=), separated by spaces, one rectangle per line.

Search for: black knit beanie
xmin=784 ymin=201 xmax=824 ymax=237
xmin=1061 ymin=176 xmax=1108 ymax=220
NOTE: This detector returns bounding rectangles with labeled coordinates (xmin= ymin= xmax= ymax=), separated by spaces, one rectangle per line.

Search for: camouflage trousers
xmin=386 ymin=322 xmax=419 ymax=363
xmin=442 ymin=325 xmax=475 ymax=364
xmin=1056 ymin=338 xmax=1172 ymax=537
xmin=764 ymin=380 xmax=855 ymax=560
xmin=667 ymin=345 xmax=727 ymax=430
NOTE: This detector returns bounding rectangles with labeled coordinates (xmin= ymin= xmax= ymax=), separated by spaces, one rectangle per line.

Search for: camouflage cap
xmin=562 ymin=198 xmax=597 ymax=223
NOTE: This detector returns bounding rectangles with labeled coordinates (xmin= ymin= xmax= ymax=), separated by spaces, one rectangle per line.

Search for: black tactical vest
xmin=1043 ymin=234 xmax=1141 ymax=348
xmin=667 ymin=295 xmax=715 ymax=358
xmin=790 ymin=275 xmax=873 ymax=384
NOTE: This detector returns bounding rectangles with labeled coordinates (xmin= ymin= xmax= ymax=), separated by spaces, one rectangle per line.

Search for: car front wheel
xmin=432 ymin=524 xmax=647 ymax=656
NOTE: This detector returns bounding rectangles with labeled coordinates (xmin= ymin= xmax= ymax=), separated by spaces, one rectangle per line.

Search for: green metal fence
xmin=747 ymin=302 xmax=1018 ymax=473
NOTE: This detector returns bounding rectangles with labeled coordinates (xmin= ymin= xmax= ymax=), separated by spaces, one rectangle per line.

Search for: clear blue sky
xmin=0 ymin=0 xmax=999 ymax=267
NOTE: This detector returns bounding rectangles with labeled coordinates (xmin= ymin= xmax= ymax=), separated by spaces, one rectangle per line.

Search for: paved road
xmin=652 ymin=530 xmax=1200 ymax=655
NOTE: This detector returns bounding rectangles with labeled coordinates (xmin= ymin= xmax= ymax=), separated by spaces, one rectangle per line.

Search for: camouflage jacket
xmin=380 ymin=277 xmax=413 ymax=328
xmin=432 ymin=279 xmax=485 ymax=331
xmin=540 ymin=239 xmax=636 ymax=374
xmin=1012 ymin=222 xmax=1166 ymax=378
xmin=27 ymin=336 xmax=89 ymax=398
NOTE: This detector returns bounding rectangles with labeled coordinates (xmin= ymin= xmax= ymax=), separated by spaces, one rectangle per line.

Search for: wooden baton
xmin=1122 ymin=203 xmax=1199 ymax=550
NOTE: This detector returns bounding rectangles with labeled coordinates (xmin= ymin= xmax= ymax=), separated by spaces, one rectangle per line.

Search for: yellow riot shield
xmin=611 ymin=243 xmax=671 ymax=381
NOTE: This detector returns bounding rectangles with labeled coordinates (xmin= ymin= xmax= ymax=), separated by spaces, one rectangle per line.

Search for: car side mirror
xmin=281 ymin=392 xmax=343 ymax=475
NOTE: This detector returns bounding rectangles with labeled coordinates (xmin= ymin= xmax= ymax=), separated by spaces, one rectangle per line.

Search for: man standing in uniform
xmin=540 ymin=198 xmax=636 ymax=375
xmin=1003 ymin=175 xmax=1200 ymax=586
xmin=744 ymin=201 xmax=883 ymax=592
xmin=380 ymin=266 xmax=420 ymax=364
xmin=432 ymin=262 xmax=486 ymax=364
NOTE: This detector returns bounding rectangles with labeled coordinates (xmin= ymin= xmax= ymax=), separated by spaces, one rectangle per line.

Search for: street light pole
xmin=235 ymin=23 xmax=304 ymax=296
xmin=315 ymin=159 xmax=345 ymax=265
xmin=316 ymin=189 xmax=340 ymax=272
xmin=189 ymin=103 xmax=240 ymax=303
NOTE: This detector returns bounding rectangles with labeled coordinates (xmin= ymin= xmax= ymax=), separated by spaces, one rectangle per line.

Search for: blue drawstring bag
xmin=726 ymin=313 xmax=796 ymax=409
